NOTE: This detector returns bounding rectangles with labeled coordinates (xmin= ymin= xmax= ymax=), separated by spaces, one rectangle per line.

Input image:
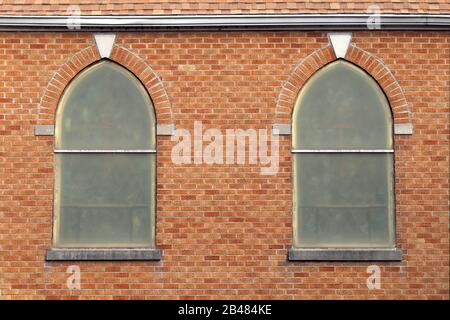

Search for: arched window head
xmin=56 ymin=60 xmax=155 ymax=150
xmin=293 ymin=60 xmax=392 ymax=150
xmin=54 ymin=60 xmax=156 ymax=248
xmin=292 ymin=60 xmax=395 ymax=248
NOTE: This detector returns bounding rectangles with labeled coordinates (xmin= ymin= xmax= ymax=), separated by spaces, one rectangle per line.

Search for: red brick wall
xmin=0 ymin=31 xmax=449 ymax=299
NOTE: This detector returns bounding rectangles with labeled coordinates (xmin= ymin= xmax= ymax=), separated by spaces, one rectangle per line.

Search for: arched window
xmin=54 ymin=60 xmax=156 ymax=248
xmin=292 ymin=60 xmax=395 ymax=249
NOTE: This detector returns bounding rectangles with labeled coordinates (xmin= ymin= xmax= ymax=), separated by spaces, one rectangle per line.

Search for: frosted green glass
xmin=292 ymin=61 xmax=392 ymax=150
xmin=55 ymin=154 xmax=155 ymax=247
xmin=292 ymin=61 xmax=395 ymax=248
xmin=293 ymin=153 xmax=394 ymax=247
xmin=54 ymin=61 xmax=156 ymax=248
xmin=56 ymin=61 xmax=155 ymax=150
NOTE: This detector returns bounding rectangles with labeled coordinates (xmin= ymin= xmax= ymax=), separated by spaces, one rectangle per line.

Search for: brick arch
xmin=275 ymin=44 xmax=411 ymax=124
xmin=38 ymin=45 xmax=174 ymax=125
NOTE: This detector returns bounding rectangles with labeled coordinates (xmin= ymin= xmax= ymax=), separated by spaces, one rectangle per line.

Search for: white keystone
xmin=328 ymin=33 xmax=352 ymax=59
xmin=94 ymin=33 xmax=116 ymax=58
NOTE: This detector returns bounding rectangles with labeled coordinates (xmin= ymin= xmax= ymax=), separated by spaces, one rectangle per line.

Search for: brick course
xmin=0 ymin=31 xmax=449 ymax=299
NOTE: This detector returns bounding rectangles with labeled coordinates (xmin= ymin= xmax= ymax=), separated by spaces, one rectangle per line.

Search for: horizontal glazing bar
xmin=54 ymin=149 xmax=156 ymax=153
xmin=292 ymin=149 xmax=394 ymax=153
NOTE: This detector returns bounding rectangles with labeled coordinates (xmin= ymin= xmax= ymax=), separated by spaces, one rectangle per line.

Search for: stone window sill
xmin=288 ymin=248 xmax=402 ymax=261
xmin=46 ymin=248 xmax=162 ymax=261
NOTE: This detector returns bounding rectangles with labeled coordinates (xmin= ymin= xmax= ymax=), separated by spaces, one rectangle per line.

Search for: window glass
xmin=54 ymin=61 xmax=156 ymax=248
xmin=292 ymin=61 xmax=392 ymax=150
xmin=292 ymin=60 xmax=395 ymax=248
xmin=293 ymin=153 xmax=394 ymax=247
xmin=56 ymin=61 xmax=155 ymax=150
xmin=55 ymin=154 xmax=155 ymax=247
